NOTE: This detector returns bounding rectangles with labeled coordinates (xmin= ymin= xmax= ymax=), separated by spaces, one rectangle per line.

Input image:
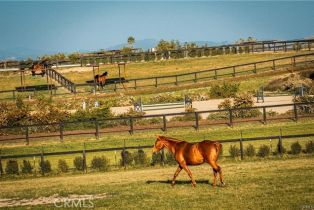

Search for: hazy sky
xmin=0 ymin=1 xmax=314 ymax=53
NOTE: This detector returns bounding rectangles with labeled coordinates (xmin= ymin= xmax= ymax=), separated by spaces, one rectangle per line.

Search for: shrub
xmin=218 ymin=93 xmax=261 ymax=118
xmin=91 ymin=156 xmax=110 ymax=171
xmin=5 ymin=160 xmax=19 ymax=175
xmin=39 ymin=160 xmax=52 ymax=174
xmin=120 ymin=150 xmax=133 ymax=166
xmin=58 ymin=159 xmax=69 ymax=173
xmin=305 ymin=141 xmax=313 ymax=153
xmin=21 ymin=160 xmax=33 ymax=174
xmin=276 ymin=142 xmax=286 ymax=154
xmin=73 ymin=156 xmax=84 ymax=171
xmin=133 ymin=149 xmax=148 ymax=166
xmin=229 ymin=145 xmax=240 ymax=158
xmin=210 ymin=82 xmax=240 ymax=98
xmin=290 ymin=142 xmax=302 ymax=154
xmin=245 ymin=144 xmax=256 ymax=157
xmin=165 ymin=152 xmax=177 ymax=165
xmin=257 ymin=145 xmax=271 ymax=157
xmin=151 ymin=152 xmax=162 ymax=166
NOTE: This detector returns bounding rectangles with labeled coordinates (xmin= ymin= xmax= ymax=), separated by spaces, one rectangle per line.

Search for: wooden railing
xmin=46 ymin=68 xmax=76 ymax=93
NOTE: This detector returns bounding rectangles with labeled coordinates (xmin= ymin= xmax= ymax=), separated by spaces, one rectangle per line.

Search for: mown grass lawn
xmin=1 ymin=119 xmax=313 ymax=172
xmin=62 ymin=51 xmax=308 ymax=83
xmin=0 ymin=156 xmax=313 ymax=209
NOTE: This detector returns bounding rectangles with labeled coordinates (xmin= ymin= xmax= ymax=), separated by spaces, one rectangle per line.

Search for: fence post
xmin=129 ymin=117 xmax=134 ymax=135
xmin=272 ymin=60 xmax=276 ymax=70
xmin=40 ymin=147 xmax=44 ymax=175
xmin=278 ymin=129 xmax=283 ymax=156
xmin=134 ymin=79 xmax=137 ymax=90
xmin=240 ymin=131 xmax=244 ymax=160
xmin=0 ymin=154 xmax=3 ymax=177
xmin=194 ymin=112 xmax=199 ymax=130
xmin=95 ymin=120 xmax=99 ymax=139
xmin=228 ymin=109 xmax=233 ymax=127
xmin=161 ymin=148 xmax=165 ymax=166
xmin=162 ymin=115 xmax=167 ymax=132
xmin=114 ymin=81 xmax=117 ymax=92
xmin=293 ymin=103 xmax=298 ymax=122
xmin=59 ymin=122 xmax=64 ymax=141
xmin=155 ymin=77 xmax=158 ymax=87
xmin=253 ymin=63 xmax=257 ymax=73
xmin=175 ymin=75 xmax=178 ymax=85
xmin=194 ymin=73 xmax=197 ymax=83
xmin=214 ymin=70 xmax=217 ymax=79
xmin=25 ymin=125 xmax=29 ymax=145
xmin=232 ymin=66 xmax=236 ymax=77
xmin=263 ymin=107 xmax=267 ymax=124
xmin=83 ymin=143 xmax=87 ymax=173
xmin=123 ymin=139 xmax=126 ymax=170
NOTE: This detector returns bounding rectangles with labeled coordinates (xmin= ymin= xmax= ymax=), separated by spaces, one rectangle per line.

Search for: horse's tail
xmin=214 ymin=142 xmax=222 ymax=157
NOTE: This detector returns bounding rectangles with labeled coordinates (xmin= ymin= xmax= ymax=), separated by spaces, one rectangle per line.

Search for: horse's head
xmin=152 ymin=135 xmax=166 ymax=153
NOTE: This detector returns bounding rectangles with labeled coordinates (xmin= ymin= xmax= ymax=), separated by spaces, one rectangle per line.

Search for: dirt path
xmin=0 ymin=193 xmax=107 ymax=208
xmin=111 ymin=96 xmax=294 ymax=118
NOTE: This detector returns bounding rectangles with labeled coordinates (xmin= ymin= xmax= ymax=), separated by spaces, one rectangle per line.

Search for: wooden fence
xmin=46 ymin=68 xmax=76 ymax=93
xmin=0 ymin=102 xmax=313 ymax=144
xmin=75 ymin=52 xmax=314 ymax=93
xmin=78 ymin=39 xmax=314 ymax=65
xmin=0 ymin=131 xmax=313 ymax=175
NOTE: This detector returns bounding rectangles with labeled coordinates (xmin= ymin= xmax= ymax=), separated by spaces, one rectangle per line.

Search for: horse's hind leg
xmin=209 ymin=160 xmax=224 ymax=187
xmin=172 ymin=166 xmax=182 ymax=186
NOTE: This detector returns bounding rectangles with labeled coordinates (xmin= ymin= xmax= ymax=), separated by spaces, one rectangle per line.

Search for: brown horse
xmin=94 ymin=72 xmax=108 ymax=89
xmin=30 ymin=61 xmax=49 ymax=77
xmin=152 ymin=136 xmax=224 ymax=188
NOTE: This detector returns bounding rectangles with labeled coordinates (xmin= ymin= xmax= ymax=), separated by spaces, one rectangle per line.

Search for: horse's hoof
xmin=221 ymin=182 xmax=226 ymax=187
xmin=171 ymin=182 xmax=175 ymax=187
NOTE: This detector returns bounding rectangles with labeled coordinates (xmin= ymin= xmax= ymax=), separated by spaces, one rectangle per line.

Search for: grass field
xmin=1 ymin=119 xmax=313 ymax=173
xmin=62 ymin=51 xmax=310 ymax=83
xmin=0 ymin=156 xmax=313 ymax=209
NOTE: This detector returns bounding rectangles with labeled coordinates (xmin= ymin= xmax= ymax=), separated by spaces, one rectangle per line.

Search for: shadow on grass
xmin=146 ymin=179 xmax=211 ymax=185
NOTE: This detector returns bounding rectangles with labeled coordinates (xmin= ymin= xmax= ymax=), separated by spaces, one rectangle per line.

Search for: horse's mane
xmin=160 ymin=136 xmax=183 ymax=142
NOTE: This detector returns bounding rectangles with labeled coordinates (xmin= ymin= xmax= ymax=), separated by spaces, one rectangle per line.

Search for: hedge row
xmin=229 ymin=141 xmax=313 ymax=158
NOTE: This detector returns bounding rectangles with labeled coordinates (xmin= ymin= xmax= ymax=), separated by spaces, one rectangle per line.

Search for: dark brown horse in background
xmin=94 ymin=71 xmax=108 ymax=89
xmin=152 ymin=136 xmax=224 ymax=188
xmin=30 ymin=60 xmax=50 ymax=77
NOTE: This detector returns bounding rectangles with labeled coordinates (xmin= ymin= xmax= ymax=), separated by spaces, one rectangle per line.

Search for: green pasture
xmin=1 ymin=119 xmax=313 ymax=174
xmin=0 ymin=156 xmax=313 ymax=209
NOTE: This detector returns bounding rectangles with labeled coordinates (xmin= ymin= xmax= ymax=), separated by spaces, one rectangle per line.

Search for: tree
xmin=68 ymin=52 xmax=81 ymax=63
xmin=127 ymin=36 xmax=135 ymax=48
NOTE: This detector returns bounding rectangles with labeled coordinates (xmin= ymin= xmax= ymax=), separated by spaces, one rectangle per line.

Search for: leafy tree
xmin=127 ymin=36 xmax=135 ymax=48
xmin=68 ymin=52 xmax=81 ymax=63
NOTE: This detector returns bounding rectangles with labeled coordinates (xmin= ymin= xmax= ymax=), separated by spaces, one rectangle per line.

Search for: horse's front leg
xmin=182 ymin=164 xmax=196 ymax=188
xmin=172 ymin=166 xmax=182 ymax=187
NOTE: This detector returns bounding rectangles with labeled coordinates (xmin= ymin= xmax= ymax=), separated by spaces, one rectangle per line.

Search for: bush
xmin=305 ymin=141 xmax=313 ymax=153
xmin=120 ymin=150 xmax=133 ymax=166
xmin=91 ymin=156 xmax=110 ymax=171
xmin=21 ymin=160 xmax=33 ymax=174
xmin=276 ymin=142 xmax=287 ymax=154
xmin=210 ymin=82 xmax=240 ymax=98
xmin=39 ymin=160 xmax=52 ymax=174
xmin=165 ymin=152 xmax=177 ymax=165
xmin=151 ymin=152 xmax=163 ymax=166
xmin=73 ymin=156 xmax=84 ymax=171
xmin=5 ymin=160 xmax=19 ymax=175
xmin=133 ymin=149 xmax=148 ymax=166
xmin=229 ymin=145 xmax=240 ymax=158
xmin=257 ymin=145 xmax=271 ymax=157
xmin=58 ymin=159 xmax=69 ymax=173
xmin=245 ymin=144 xmax=256 ymax=157
xmin=290 ymin=142 xmax=302 ymax=154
